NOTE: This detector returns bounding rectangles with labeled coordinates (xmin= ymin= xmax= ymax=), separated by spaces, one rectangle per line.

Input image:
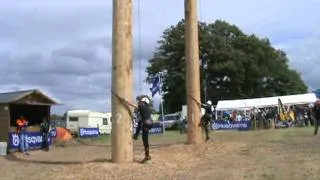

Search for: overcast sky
xmin=0 ymin=0 xmax=319 ymax=115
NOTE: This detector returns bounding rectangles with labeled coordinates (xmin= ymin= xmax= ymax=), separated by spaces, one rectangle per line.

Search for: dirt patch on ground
xmin=1 ymin=128 xmax=320 ymax=180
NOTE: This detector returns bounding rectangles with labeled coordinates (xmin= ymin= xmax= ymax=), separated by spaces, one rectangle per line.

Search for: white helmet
xmin=140 ymin=97 xmax=150 ymax=104
xmin=206 ymin=100 xmax=212 ymax=105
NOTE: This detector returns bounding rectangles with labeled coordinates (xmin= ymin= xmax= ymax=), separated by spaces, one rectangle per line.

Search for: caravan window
xmin=69 ymin=117 xmax=78 ymax=121
xmin=103 ymin=118 xmax=108 ymax=125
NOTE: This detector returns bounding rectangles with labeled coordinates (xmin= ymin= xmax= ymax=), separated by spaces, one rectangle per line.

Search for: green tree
xmin=146 ymin=19 xmax=307 ymax=113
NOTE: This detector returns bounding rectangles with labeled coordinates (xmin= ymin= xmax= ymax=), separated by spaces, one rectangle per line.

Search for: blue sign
xmin=8 ymin=132 xmax=53 ymax=150
xmin=211 ymin=120 xmax=251 ymax=131
xmin=313 ymin=89 xmax=320 ymax=98
xmin=149 ymin=123 xmax=164 ymax=134
xmin=50 ymin=128 xmax=57 ymax=138
xmin=133 ymin=122 xmax=164 ymax=135
xmin=78 ymin=127 xmax=99 ymax=138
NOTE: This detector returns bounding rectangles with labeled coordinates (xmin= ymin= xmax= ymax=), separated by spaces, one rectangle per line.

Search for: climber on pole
xmin=125 ymin=96 xmax=153 ymax=163
xmin=199 ymin=100 xmax=213 ymax=142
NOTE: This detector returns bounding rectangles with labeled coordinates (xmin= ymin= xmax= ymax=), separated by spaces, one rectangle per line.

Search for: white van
xmin=65 ymin=109 xmax=112 ymax=135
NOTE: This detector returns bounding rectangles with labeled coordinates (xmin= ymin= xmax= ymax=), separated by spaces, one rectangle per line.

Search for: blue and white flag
xmin=150 ymin=74 xmax=160 ymax=97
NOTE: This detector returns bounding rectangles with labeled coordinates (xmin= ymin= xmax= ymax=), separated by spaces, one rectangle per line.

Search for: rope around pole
xmin=187 ymin=94 xmax=201 ymax=109
xmin=111 ymin=90 xmax=135 ymax=121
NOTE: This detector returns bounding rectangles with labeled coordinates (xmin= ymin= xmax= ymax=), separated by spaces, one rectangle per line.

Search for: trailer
xmin=180 ymin=105 xmax=209 ymax=121
xmin=65 ymin=109 xmax=112 ymax=135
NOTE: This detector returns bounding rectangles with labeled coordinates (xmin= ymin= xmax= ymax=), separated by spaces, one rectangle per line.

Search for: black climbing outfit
xmin=201 ymin=104 xmax=212 ymax=141
xmin=134 ymin=102 xmax=153 ymax=162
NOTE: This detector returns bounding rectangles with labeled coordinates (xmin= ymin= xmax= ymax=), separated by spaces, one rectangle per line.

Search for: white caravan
xmin=180 ymin=104 xmax=215 ymax=121
xmin=161 ymin=112 xmax=181 ymax=129
xmin=65 ymin=109 xmax=112 ymax=135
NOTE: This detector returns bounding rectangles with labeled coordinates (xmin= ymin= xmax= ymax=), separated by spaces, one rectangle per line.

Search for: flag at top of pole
xmin=150 ymin=74 xmax=161 ymax=97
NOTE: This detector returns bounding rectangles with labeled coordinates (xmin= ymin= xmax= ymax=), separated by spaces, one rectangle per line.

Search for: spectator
xmin=40 ymin=117 xmax=51 ymax=151
xmin=313 ymin=100 xmax=320 ymax=135
xmin=16 ymin=115 xmax=29 ymax=155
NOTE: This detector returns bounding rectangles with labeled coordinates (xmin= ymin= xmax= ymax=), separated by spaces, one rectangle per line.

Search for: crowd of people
xmin=216 ymin=99 xmax=320 ymax=132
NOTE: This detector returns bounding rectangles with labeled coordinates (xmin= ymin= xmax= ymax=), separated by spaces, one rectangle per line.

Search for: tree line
xmin=146 ymin=19 xmax=307 ymax=113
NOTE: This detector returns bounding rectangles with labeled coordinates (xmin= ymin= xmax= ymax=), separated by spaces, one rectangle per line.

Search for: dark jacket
xmin=138 ymin=102 xmax=152 ymax=121
xmin=313 ymin=105 xmax=320 ymax=119
xmin=40 ymin=120 xmax=50 ymax=133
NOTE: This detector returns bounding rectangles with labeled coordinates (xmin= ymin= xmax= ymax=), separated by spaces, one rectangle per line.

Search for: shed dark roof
xmin=0 ymin=89 xmax=60 ymax=105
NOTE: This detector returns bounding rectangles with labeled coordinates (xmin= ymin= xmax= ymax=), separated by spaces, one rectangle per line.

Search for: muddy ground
xmin=1 ymin=128 xmax=320 ymax=180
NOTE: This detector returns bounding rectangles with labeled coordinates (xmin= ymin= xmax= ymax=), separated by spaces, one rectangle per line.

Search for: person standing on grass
xmin=40 ymin=117 xmax=51 ymax=151
xmin=125 ymin=96 xmax=153 ymax=163
xmin=313 ymin=100 xmax=320 ymax=135
xmin=16 ymin=115 xmax=29 ymax=155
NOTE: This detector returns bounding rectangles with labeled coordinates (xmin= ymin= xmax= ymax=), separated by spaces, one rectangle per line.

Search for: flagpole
xmin=159 ymin=73 xmax=166 ymax=134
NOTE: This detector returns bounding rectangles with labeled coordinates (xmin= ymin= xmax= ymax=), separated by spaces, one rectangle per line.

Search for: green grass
xmin=74 ymin=130 xmax=186 ymax=145
xmin=57 ymin=127 xmax=318 ymax=149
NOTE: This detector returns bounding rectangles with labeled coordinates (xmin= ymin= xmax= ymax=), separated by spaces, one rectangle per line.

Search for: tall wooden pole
xmin=111 ymin=0 xmax=134 ymax=163
xmin=184 ymin=0 xmax=202 ymax=144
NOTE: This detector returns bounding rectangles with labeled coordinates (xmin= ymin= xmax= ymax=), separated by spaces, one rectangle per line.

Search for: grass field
xmin=1 ymin=127 xmax=320 ymax=180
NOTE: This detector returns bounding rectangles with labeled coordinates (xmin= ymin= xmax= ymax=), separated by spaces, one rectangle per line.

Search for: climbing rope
xmin=187 ymin=94 xmax=202 ymax=109
xmin=111 ymin=90 xmax=135 ymax=121
xmin=198 ymin=0 xmax=202 ymax=22
xmin=137 ymin=0 xmax=143 ymax=94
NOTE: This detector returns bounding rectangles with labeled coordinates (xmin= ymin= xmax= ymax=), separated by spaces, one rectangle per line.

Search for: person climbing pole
xmin=133 ymin=96 xmax=142 ymax=140
xmin=125 ymin=96 xmax=153 ymax=163
xmin=199 ymin=100 xmax=213 ymax=142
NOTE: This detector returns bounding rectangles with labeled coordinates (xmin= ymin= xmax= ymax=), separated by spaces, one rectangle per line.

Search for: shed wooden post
xmin=184 ymin=0 xmax=202 ymax=144
xmin=111 ymin=0 xmax=134 ymax=163
xmin=0 ymin=105 xmax=10 ymax=143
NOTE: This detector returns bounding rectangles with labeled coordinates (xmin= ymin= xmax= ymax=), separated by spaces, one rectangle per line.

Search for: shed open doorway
xmin=0 ymin=89 xmax=60 ymax=142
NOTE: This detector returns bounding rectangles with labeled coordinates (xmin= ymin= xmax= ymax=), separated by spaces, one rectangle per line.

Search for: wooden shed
xmin=0 ymin=89 xmax=60 ymax=143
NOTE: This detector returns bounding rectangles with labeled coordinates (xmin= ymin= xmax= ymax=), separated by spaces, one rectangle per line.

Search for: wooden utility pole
xmin=184 ymin=0 xmax=202 ymax=144
xmin=111 ymin=0 xmax=134 ymax=163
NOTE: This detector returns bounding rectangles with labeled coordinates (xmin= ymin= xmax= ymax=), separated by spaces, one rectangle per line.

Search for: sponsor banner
xmin=133 ymin=122 xmax=164 ymax=135
xmin=50 ymin=128 xmax=57 ymax=138
xmin=8 ymin=131 xmax=52 ymax=149
xmin=211 ymin=120 xmax=251 ymax=131
xmin=78 ymin=127 xmax=99 ymax=138
xmin=149 ymin=123 xmax=164 ymax=134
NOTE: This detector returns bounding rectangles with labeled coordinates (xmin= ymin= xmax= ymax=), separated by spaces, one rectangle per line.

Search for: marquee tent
xmin=216 ymin=93 xmax=317 ymax=111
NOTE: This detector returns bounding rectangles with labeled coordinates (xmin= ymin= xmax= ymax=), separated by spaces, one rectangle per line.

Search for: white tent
xmin=216 ymin=93 xmax=317 ymax=111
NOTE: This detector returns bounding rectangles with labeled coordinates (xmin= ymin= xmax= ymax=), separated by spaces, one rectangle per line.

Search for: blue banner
xmin=8 ymin=131 xmax=53 ymax=150
xmin=149 ymin=123 xmax=164 ymax=134
xmin=50 ymin=128 xmax=57 ymax=138
xmin=78 ymin=127 xmax=99 ymax=138
xmin=211 ymin=120 xmax=251 ymax=131
xmin=133 ymin=122 xmax=164 ymax=135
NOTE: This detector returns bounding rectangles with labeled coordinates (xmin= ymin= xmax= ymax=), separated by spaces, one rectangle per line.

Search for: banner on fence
xmin=78 ymin=127 xmax=99 ymax=138
xmin=133 ymin=122 xmax=164 ymax=135
xmin=50 ymin=128 xmax=57 ymax=138
xmin=211 ymin=120 xmax=251 ymax=131
xmin=8 ymin=131 xmax=53 ymax=150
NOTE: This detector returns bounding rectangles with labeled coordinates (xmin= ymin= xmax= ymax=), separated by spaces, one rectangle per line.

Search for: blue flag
xmin=150 ymin=74 xmax=160 ymax=97
xmin=313 ymin=89 xmax=320 ymax=98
